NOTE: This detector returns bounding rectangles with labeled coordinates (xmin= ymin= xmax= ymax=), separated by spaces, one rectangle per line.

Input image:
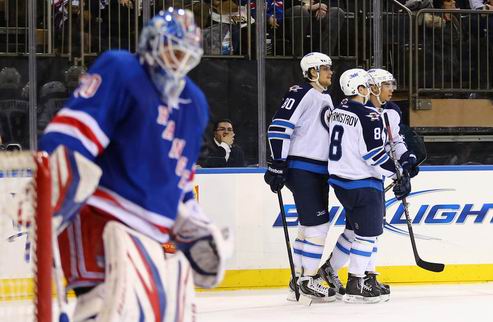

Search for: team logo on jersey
xmin=289 ymin=85 xmax=303 ymax=92
xmin=366 ymin=112 xmax=380 ymax=121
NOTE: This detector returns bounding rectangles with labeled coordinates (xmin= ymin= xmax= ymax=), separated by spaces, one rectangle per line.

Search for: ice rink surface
xmin=196 ymin=283 xmax=493 ymax=322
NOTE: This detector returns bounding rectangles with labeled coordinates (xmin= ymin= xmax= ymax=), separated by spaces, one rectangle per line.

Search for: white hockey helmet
xmin=339 ymin=68 xmax=371 ymax=96
xmin=367 ymin=68 xmax=396 ymax=89
xmin=300 ymin=52 xmax=332 ymax=78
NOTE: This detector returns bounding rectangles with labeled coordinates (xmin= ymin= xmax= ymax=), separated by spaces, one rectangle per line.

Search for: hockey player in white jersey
xmin=318 ymin=68 xmax=418 ymax=301
xmin=264 ymin=52 xmax=336 ymax=302
xmin=321 ymin=68 xmax=411 ymax=303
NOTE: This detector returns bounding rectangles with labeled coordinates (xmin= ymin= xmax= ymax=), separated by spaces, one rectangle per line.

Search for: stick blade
xmin=417 ymin=259 xmax=445 ymax=272
xmin=299 ymin=294 xmax=313 ymax=306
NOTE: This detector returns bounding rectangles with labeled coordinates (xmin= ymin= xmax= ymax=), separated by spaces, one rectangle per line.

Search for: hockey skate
xmin=318 ymin=257 xmax=346 ymax=299
xmin=342 ymin=273 xmax=381 ymax=304
xmin=298 ymin=274 xmax=336 ymax=303
xmin=365 ymin=272 xmax=390 ymax=302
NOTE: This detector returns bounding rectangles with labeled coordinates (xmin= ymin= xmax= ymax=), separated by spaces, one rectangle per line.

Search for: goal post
xmin=0 ymin=151 xmax=52 ymax=322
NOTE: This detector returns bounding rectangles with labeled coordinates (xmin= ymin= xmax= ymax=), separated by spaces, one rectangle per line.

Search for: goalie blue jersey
xmin=39 ymin=50 xmax=209 ymax=242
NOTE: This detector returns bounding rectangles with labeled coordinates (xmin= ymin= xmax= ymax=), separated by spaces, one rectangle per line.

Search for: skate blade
xmin=380 ymin=294 xmax=391 ymax=302
xmin=286 ymin=291 xmax=313 ymax=306
xmin=342 ymin=294 xmax=381 ymax=304
xmin=286 ymin=291 xmax=297 ymax=302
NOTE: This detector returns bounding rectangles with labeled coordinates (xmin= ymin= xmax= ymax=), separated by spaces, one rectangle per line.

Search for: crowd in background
xmin=0 ymin=0 xmax=492 ymax=165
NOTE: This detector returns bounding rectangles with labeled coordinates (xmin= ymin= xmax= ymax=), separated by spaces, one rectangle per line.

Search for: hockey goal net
xmin=0 ymin=152 xmax=52 ymax=322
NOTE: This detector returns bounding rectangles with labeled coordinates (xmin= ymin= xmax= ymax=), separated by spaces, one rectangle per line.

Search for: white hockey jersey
xmin=368 ymin=100 xmax=408 ymax=160
xmin=325 ymin=99 xmax=397 ymax=190
xmin=267 ymin=83 xmax=334 ymax=174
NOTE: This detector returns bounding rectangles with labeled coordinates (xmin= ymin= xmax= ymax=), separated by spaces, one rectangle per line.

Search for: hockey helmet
xmin=339 ymin=68 xmax=371 ymax=97
xmin=367 ymin=68 xmax=396 ymax=90
xmin=138 ymin=8 xmax=203 ymax=79
xmin=300 ymin=52 xmax=332 ymax=78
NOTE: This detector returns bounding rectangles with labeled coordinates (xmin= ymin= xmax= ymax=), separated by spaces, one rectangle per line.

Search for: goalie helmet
xmin=300 ymin=52 xmax=332 ymax=79
xmin=138 ymin=8 xmax=203 ymax=80
xmin=339 ymin=68 xmax=370 ymax=97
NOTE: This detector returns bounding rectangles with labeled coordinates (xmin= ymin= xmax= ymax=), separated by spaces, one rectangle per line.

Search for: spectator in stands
xmin=203 ymin=0 xmax=254 ymax=55
xmin=469 ymin=0 xmax=493 ymax=9
xmin=284 ymin=0 xmax=345 ymax=56
xmin=240 ymin=0 xmax=285 ymax=55
xmin=198 ymin=119 xmax=246 ymax=167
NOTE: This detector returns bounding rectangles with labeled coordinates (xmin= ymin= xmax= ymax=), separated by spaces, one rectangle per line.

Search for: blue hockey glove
xmin=399 ymin=151 xmax=419 ymax=178
xmin=264 ymin=161 xmax=287 ymax=193
xmin=393 ymin=172 xmax=411 ymax=200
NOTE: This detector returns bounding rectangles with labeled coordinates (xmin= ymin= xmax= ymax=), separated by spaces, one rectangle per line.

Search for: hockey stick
xmin=276 ymin=190 xmax=301 ymax=301
xmin=383 ymin=113 xmax=444 ymax=273
xmin=53 ymin=231 xmax=70 ymax=322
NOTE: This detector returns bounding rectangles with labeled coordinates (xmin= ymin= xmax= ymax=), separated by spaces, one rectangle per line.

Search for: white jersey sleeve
xmin=383 ymin=102 xmax=407 ymax=160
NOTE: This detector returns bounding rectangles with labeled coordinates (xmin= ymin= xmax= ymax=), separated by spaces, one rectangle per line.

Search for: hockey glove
xmin=264 ymin=160 xmax=287 ymax=193
xmin=173 ymin=200 xmax=233 ymax=289
xmin=399 ymin=151 xmax=419 ymax=178
xmin=50 ymin=145 xmax=102 ymax=233
xmin=393 ymin=172 xmax=411 ymax=200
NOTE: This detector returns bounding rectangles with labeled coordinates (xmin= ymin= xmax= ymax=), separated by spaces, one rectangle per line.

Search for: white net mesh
xmin=0 ymin=152 xmax=40 ymax=320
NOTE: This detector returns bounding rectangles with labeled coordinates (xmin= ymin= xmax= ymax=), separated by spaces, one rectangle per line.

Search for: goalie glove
xmin=49 ymin=145 xmax=102 ymax=233
xmin=172 ymin=200 xmax=233 ymax=288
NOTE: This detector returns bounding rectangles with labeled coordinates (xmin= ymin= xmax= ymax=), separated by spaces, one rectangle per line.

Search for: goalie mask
xmin=138 ymin=8 xmax=203 ymax=106
xmin=339 ymin=68 xmax=371 ymax=104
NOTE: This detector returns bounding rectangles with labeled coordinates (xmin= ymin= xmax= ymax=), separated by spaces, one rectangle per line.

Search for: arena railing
xmin=414 ymin=9 xmax=493 ymax=104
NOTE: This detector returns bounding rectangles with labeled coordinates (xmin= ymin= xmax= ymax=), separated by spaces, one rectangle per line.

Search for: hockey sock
xmin=365 ymin=238 xmax=379 ymax=273
xmin=300 ymin=224 xmax=329 ymax=276
xmin=329 ymin=228 xmax=355 ymax=271
xmin=348 ymin=235 xmax=377 ymax=277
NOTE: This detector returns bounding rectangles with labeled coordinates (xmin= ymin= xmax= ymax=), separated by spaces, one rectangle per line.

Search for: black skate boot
xmin=287 ymin=276 xmax=300 ymax=302
xmin=365 ymin=272 xmax=390 ymax=302
xmin=318 ymin=256 xmax=346 ymax=299
xmin=343 ymin=273 xmax=381 ymax=304
xmin=299 ymin=274 xmax=336 ymax=303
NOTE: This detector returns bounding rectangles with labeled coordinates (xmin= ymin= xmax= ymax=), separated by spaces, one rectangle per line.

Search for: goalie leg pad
xmin=73 ymin=221 xmax=196 ymax=322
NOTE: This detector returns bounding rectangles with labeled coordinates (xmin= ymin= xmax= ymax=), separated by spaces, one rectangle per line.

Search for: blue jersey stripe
xmin=288 ymin=160 xmax=328 ymax=174
xmin=268 ymin=133 xmax=291 ymax=139
xmin=271 ymin=120 xmax=295 ymax=129
xmin=329 ymin=177 xmax=383 ymax=191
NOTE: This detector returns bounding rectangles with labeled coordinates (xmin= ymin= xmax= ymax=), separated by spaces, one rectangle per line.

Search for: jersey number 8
xmin=329 ymin=125 xmax=344 ymax=161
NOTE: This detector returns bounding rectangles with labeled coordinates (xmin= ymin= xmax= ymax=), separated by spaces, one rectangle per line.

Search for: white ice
xmin=2 ymin=283 xmax=492 ymax=321
xmin=196 ymin=283 xmax=493 ymax=322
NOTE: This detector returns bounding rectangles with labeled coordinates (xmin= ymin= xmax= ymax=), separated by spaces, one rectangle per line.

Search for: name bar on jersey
xmin=330 ymin=111 xmax=359 ymax=127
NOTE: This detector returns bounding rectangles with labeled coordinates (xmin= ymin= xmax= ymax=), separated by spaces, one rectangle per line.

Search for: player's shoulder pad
xmin=90 ymin=50 xmax=140 ymax=79
xmin=342 ymin=100 xmax=382 ymax=127
xmin=283 ymin=82 xmax=312 ymax=100
xmin=384 ymin=101 xmax=402 ymax=117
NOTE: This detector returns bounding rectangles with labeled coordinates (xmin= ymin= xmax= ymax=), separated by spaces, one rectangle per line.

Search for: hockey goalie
xmin=38 ymin=8 xmax=232 ymax=322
